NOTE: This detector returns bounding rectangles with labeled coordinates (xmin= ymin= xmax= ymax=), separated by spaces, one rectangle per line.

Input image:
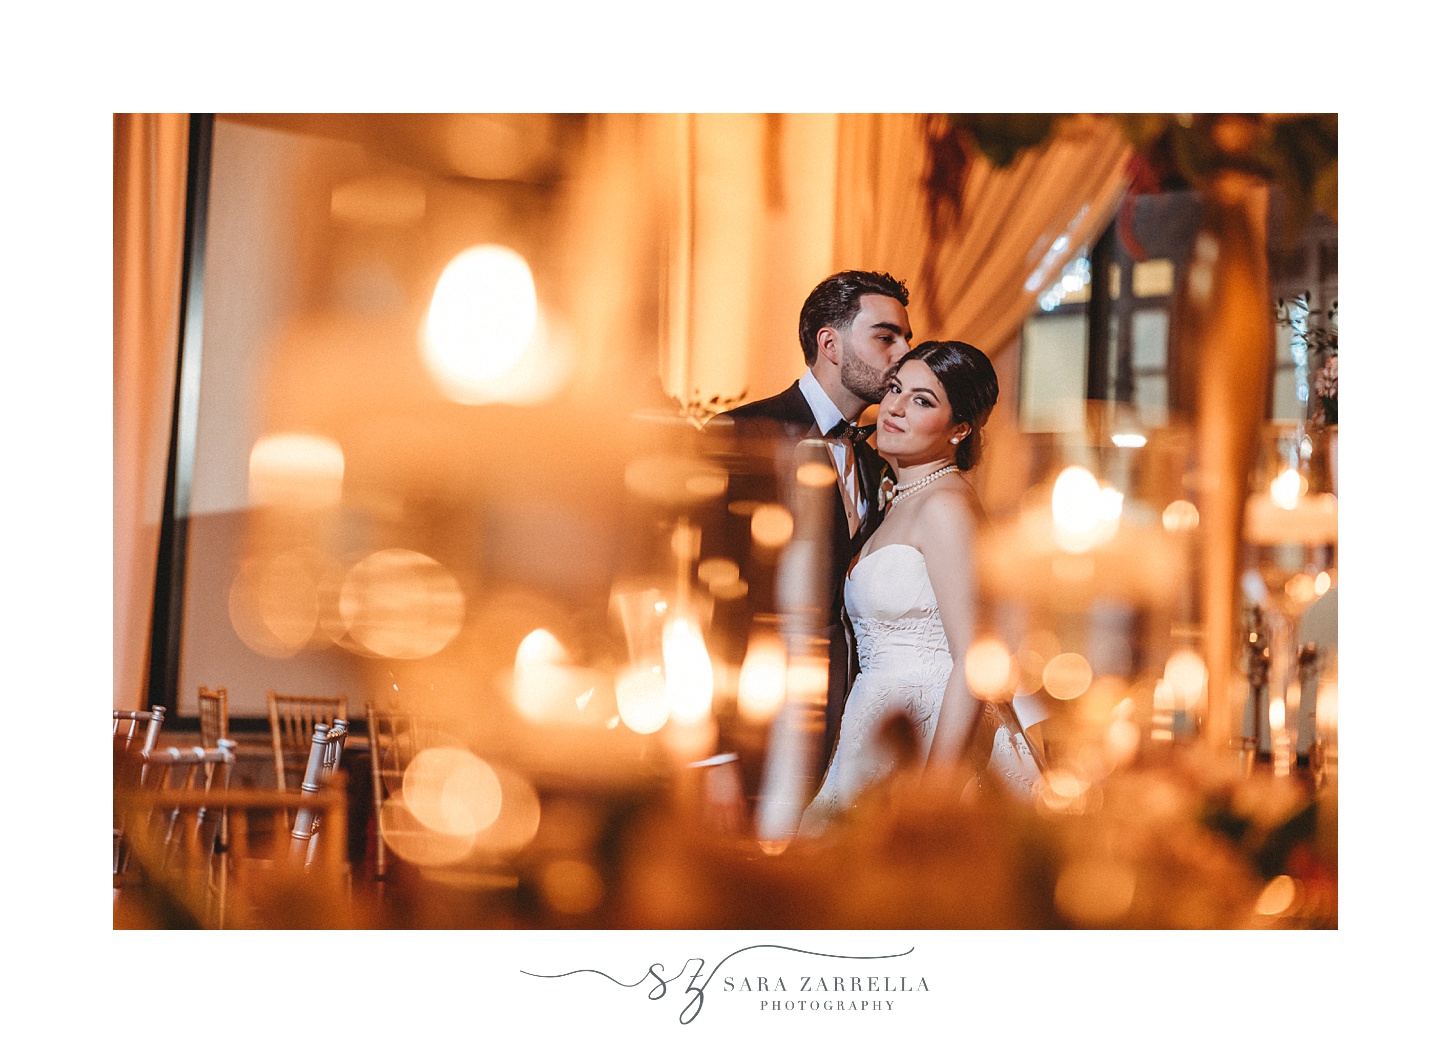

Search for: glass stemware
xmin=1240 ymin=422 xmax=1338 ymax=769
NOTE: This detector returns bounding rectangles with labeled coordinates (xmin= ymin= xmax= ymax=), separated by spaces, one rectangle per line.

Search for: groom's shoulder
xmin=710 ymin=383 xmax=812 ymax=435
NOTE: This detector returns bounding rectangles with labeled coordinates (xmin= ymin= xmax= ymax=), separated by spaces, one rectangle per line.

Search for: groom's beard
xmin=840 ymin=346 xmax=889 ymax=404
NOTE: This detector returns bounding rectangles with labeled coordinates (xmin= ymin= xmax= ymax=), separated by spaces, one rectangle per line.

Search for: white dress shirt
xmin=797 ymin=370 xmax=869 ymax=536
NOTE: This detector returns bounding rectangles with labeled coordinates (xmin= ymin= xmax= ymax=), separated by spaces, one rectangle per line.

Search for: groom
xmin=715 ymin=269 xmax=913 ymax=791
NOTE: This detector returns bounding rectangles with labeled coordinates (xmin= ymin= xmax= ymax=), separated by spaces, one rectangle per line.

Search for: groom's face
xmin=837 ymin=294 xmax=913 ymax=403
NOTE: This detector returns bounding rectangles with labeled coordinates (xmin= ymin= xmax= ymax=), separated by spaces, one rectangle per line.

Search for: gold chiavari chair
xmin=197 ymin=685 xmax=230 ymax=748
xmin=365 ymin=702 xmax=451 ymax=886
xmin=113 ymin=705 xmax=167 ymax=873
xmin=114 ymin=739 xmax=237 ymax=927
xmin=116 ymin=774 xmax=352 ymax=929
xmin=113 ymin=705 xmax=166 ymax=769
xmin=290 ymin=721 xmax=349 ymax=868
xmin=266 ymin=690 xmax=348 ymax=791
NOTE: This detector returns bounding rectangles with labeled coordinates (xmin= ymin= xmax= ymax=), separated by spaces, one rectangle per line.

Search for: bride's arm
xmin=916 ymin=491 xmax=986 ymax=776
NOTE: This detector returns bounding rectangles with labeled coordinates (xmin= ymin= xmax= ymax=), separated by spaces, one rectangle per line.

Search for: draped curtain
xmin=114 ymin=113 xmax=189 ymax=709
xmin=833 ymin=113 xmax=1133 ymax=357
xmin=661 ymin=112 xmax=1134 ymax=421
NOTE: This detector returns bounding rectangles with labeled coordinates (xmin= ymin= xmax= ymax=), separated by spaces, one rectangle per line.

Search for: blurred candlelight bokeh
xmin=112 ymin=112 xmax=1337 ymax=932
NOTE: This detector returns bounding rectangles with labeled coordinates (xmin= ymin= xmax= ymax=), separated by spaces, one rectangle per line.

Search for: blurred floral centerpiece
xmin=1277 ymin=292 xmax=1338 ymax=426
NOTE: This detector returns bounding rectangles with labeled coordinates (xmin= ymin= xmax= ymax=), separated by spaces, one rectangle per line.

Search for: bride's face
xmin=875 ymin=360 xmax=966 ymax=464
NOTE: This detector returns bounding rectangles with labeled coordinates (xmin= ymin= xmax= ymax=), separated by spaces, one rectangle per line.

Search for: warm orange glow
xmin=1255 ymin=875 xmax=1298 ymax=916
xmin=624 ymin=455 xmax=728 ymax=505
xmin=1269 ymin=697 xmax=1286 ymax=731
xmin=751 ymin=503 xmax=795 ymax=548
xmin=228 ymin=551 xmax=334 ymax=657
xmin=472 ymin=763 xmax=543 ymax=855
xmin=1050 ymin=466 xmax=1119 ymax=551
xmin=1051 ymin=554 xmax=1095 ymax=584
xmin=1043 ymin=652 xmax=1093 ymax=700
xmin=737 ymin=631 xmax=788 ymax=723
xmin=1023 ymin=629 xmax=1061 ymax=660
xmin=468 ymin=310 xmax=575 ymax=405
xmin=663 ymin=616 xmax=714 ymax=724
xmin=338 ymin=549 xmax=465 ymax=659
xmin=1315 ymin=571 xmax=1333 ymax=596
xmin=329 ymin=173 xmax=427 ymax=227
xmin=402 ymin=747 xmax=503 ymax=837
xmin=1016 ymin=631 xmax=1058 ymax=693
xmin=785 ymin=654 xmax=830 ymax=704
xmin=1285 ymin=572 xmax=1319 ymax=606
xmin=1051 ymin=466 xmax=1102 ymax=533
xmin=616 ymin=664 xmax=670 ymax=734
xmin=248 ymin=433 xmax=345 ymax=509
xmin=697 ymin=557 xmax=739 ymax=588
xmin=1054 ymin=858 xmax=1136 ymax=925
xmin=662 ymin=716 xmax=719 ymax=761
xmin=712 ymin=579 xmax=748 ymax=600
xmin=1017 ymin=649 xmax=1046 ymax=694
xmin=517 ymin=628 xmax=568 ymax=667
xmin=1244 ymin=491 xmax=1338 ymax=545
xmin=1105 ymin=716 xmax=1140 ymax=766
xmin=1318 ymin=680 xmax=1339 ymax=731
xmin=669 ymin=521 xmax=700 ymax=563
xmin=513 ymin=629 xmax=597 ymax=722
xmin=796 ymin=461 xmax=838 ymax=488
xmin=1105 ymin=698 xmax=1141 ymax=765
xmin=421 ymin=244 xmax=537 ymax=402
xmin=378 ymin=795 xmax=474 ymax=867
xmin=964 ymin=636 xmax=1016 ymax=701
xmin=1163 ymin=649 xmax=1208 ymax=709
xmin=1270 ymin=466 xmax=1305 ymax=509
xmin=1161 ymin=499 xmax=1200 ymax=532
xmin=1046 ymin=770 xmax=1087 ymax=800
xmin=538 ymin=859 xmax=606 ymax=915
xmin=441 ymin=115 xmax=547 ymax=181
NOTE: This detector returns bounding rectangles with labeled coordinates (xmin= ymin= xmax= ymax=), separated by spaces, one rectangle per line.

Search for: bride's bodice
xmin=845 ymin=544 xmax=951 ymax=680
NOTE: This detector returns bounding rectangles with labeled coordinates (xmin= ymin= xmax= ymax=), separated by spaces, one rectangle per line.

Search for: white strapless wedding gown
xmin=799 ymin=543 xmax=1041 ymax=833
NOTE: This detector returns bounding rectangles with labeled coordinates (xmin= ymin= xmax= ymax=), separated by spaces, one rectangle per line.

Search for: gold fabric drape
xmin=114 ymin=113 xmax=189 ymax=709
xmin=832 ymin=113 xmax=1133 ymax=357
xmin=657 ymin=113 xmax=839 ymax=421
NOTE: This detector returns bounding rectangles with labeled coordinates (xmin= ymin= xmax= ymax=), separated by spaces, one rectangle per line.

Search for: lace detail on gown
xmin=799 ymin=544 xmax=1040 ymax=834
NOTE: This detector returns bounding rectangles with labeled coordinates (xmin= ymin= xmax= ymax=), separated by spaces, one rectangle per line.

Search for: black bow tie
xmin=826 ymin=419 xmax=878 ymax=509
xmin=826 ymin=419 xmax=875 ymax=445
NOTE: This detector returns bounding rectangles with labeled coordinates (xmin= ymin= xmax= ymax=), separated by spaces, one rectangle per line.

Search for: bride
xmin=798 ymin=340 xmax=1041 ymax=833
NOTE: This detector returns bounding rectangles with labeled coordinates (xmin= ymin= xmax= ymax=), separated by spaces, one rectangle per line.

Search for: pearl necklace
xmin=884 ymin=464 xmax=959 ymax=506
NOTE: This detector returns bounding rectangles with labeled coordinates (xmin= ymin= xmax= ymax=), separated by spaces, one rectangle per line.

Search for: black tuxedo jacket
xmin=712 ymin=383 xmax=889 ymax=779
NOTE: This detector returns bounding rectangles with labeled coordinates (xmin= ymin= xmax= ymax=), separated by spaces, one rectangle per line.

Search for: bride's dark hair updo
xmin=891 ymin=340 xmax=999 ymax=471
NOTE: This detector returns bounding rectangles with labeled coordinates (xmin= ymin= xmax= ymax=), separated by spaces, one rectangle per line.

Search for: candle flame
xmin=737 ymin=631 xmax=787 ymax=723
xmin=1270 ymin=466 xmax=1305 ymax=510
xmin=421 ymin=244 xmax=538 ymax=402
xmin=1051 ymin=466 xmax=1103 ymax=534
xmin=663 ymin=616 xmax=714 ymax=723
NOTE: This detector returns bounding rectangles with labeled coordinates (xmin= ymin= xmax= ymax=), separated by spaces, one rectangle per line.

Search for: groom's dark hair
xmin=798 ymin=270 xmax=910 ymax=365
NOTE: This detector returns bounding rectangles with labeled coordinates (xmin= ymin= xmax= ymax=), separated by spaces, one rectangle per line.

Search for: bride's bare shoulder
xmin=912 ymin=478 xmax=978 ymax=542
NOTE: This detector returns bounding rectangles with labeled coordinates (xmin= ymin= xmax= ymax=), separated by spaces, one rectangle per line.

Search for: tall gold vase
xmin=1178 ymin=171 xmax=1274 ymax=750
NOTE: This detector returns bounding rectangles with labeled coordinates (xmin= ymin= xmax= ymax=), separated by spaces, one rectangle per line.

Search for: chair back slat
xmin=115 ymin=773 xmax=350 ymax=928
xmin=116 ymin=738 xmax=237 ymax=927
xmin=197 ymin=686 xmax=229 ymax=747
xmin=266 ymin=691 xmax=348 ymax=790
xmin=365 ymin=702 xmax=449 ymax=882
